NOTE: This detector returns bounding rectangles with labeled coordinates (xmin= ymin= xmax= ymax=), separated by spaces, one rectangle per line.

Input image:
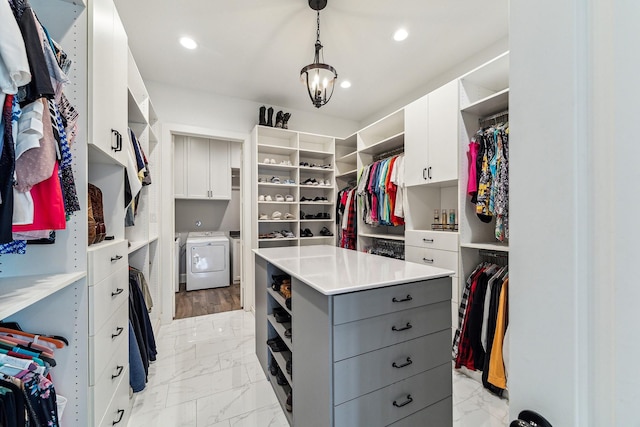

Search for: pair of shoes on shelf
xmin=283 ymin=179 xmax=295 ymax=185
xmin=313 ymin=196 xmax=329 ymax=202
xmin=279 ymin=282 xmax=291 ymax=299
xmin=284 ymin=326 xmax=292 ymax=339
xmin=273 ymin=307 xmax=291 ymax=323
xmin=270 ymin=176 xmax=280 ymax=184
xmin=286 ymin=358 xmax=292 ymax=376
xmin=267 ymin=336 xmax=288 ymax=352
xmin=271 ymin=275 xmax=289 ymax=292
xmin=302 ymin=178 xmax=319 ymax=186
xmin=269 ymin=360 xmax=279 ymax=376
xmin=314 ymin=212 xmax=330 ymax=219
xmin=259 ymin=213 xmax=268 ymax=220
xmin=280 ymin=160 xmax=292 ymax=166
xmin=263 ymin=158 xmax=276 ymax=164
xmin=320 ymin=227 xmax=334 ymax=236
xmin=299 ymin=162 xmax=310 ymax=167
xmin=300 ymin=228 xmax=314 ymax=238
xmin=275 ymin=110 xmax=292 ymax=129
xmin=280 ymin=229 xmax=295 ymax=238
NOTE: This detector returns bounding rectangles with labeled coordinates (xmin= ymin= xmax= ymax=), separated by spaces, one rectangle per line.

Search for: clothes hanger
xmin=0 ymin=336 xmax=54 ymax=357
xmin=0 ymin=328 xmax=66 ymax=349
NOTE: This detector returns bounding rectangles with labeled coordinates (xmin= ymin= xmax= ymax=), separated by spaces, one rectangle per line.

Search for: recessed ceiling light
xmin=340 ymin=81 xmax=352 ymax=89
xmin=179 ymin=37 xmax=197 ymax=50
xmin=393 ymin=28 xmax=409 ymax=42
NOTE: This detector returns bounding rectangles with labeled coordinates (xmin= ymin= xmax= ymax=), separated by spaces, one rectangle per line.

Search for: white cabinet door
xmin=427 ymin=81 xmax=458 ymax=184
xmin=173 ymin=135 xmax=187 ymax=197
xmin=89 ymin=0 xmax=127 ymax=165
xmin=404 ymin=95 xmax=429 ymax=186
xmin=209 ymin=140 xmax=231 ymax=199
xmin=186 ymin=137 xmax=212 ymax=198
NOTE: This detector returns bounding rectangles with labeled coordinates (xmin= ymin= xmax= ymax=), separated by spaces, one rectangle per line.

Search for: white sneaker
xmin=259 ymin=213 xmax=268 ymax=220
xmin=272 ymin=211 xmax=282 ymax=219
xmin=265 ymin=195 xmax=273 ymax=201
xmin=275 ymin=194 xmax=285 ymax=202
xmin=259 ymin=195 xmax=265 ymax=201
xmin=264 ymin=158 xmax=270 ymax=164
xmin=285 ymin=195 xmax=294 ymax=202
xmin=270 ymin=158 xmax=276 ymax=164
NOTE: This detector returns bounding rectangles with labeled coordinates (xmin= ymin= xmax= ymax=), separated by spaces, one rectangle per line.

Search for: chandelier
xmin=300 ymin=0 xmax=338 ymax=108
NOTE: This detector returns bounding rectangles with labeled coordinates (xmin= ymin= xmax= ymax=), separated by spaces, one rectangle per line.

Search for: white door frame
xmin=159 ymin=123 xmax=251 ymax=324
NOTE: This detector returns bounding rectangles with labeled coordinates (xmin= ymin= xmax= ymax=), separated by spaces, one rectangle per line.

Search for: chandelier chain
xmin=316 ymin=9 xmax=321 ymax=43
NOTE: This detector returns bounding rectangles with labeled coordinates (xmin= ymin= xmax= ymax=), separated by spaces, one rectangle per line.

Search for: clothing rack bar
xmin=372 ymin=146 xmax=405 ymax=162
xmin=479 ymin=110 xmax=509 ymax=126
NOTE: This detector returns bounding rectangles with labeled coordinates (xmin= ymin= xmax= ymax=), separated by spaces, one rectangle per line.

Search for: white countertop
xmin=253 ymin=245 xmax=454 ymax=295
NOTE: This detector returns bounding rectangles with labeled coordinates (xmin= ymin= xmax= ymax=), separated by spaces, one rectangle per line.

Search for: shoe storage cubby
xmin=253 ymin=126 xmax=336 ymax=249
xmin=262 ymin=265 xmax=293 ymax=424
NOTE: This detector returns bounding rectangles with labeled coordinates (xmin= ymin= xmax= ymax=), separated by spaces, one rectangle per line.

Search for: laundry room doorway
xmin=159 ymin=124 xmax=250 ymax=322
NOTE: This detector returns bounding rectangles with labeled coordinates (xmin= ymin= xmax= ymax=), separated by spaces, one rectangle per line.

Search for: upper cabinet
xmin=175 ymin=137 xmax=231 ymax=200
xmin=405 ymin=80 xmax=459 ymax=186
xmin=88 ymin=0 xmax=128 ymax=166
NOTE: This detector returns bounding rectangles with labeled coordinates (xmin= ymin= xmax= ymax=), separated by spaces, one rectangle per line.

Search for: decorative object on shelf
xmin=88 ymin=183 xmax=106 ymax=244
xmin=300 ymin=0 xmax=338 ymax=108
xmin=282 ymin=112 xmax=291 ymax=129
xmin=275 ymin=110 xmax=284 ymax=128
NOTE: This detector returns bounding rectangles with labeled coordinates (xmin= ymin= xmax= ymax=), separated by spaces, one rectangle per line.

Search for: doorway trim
xmin=160 ymin=122 xmax=251 ymax=324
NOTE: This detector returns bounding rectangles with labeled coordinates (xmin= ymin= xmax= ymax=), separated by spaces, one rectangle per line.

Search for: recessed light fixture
xmin=179 ymin=37 xmax=197 ymax=50
xmin=393 ymin=28 xmax=409 ymax=42
xmin=340 ymin=81 xmax=351 ymax=89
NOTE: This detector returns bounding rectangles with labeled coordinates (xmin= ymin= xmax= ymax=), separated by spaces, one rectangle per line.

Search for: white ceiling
xmin=114 ymin=0 xmax=509 ymax=123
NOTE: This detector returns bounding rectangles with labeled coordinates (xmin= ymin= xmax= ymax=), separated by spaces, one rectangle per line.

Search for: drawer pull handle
xmin=422 ymin=238 xmax=434 ymax=243
xmin=391 ymin=322 xmax=412 ymax=332
xmin=112 ymin=409 xmax=125 ymax=425
xmin=111 ymin=255 xmax=123 ymax=262
xmin=392 ymin=295 xmax=413 ymax=303
xmin=393 ymin=394 xmax=413 ymax=408
xmin=392 ymin=357 xmax=413 ymax=369
xmin=112 ymin=326 xmax=124 ymax=339
xmin=111 ymin=365 xmax=124 ymax=379
xmin=111 ymin=288 xmax=124 ymax=297
xmin=422 ymin=258 xmax=434 ymax=264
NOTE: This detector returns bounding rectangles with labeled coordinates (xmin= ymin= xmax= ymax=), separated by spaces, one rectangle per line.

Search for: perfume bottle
xmin=441 ymin=209 xmax=448 ymax=225
xmin=449 ymin=209 xmax=456 ymax=226
xmin=434 ymin=209 xmax=439 ymax=224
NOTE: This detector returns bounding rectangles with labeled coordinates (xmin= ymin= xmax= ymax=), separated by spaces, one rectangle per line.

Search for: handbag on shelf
xmin=88 ymin=183 xmax=106 ymax=245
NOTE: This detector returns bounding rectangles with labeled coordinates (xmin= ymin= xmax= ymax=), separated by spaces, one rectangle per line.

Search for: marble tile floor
xmin=128 ymin=310 xmax=508 ymax=427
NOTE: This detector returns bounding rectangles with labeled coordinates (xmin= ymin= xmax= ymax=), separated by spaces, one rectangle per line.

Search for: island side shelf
xmin=254 ymin=245 xmax=455 ymax=427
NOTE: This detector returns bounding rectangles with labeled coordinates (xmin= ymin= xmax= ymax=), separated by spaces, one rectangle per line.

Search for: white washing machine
xmin=186 ymin=231 xmax=230 ymax=290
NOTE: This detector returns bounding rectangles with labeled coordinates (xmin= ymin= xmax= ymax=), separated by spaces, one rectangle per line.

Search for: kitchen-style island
xmin=254 ymin=245 xmax=455 ymax=427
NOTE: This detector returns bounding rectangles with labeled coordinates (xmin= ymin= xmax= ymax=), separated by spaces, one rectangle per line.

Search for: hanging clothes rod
xmin=372 ymin=146 xmax=405 ymax=162
xmin=479 ymin=110 xmax=509 ymax=126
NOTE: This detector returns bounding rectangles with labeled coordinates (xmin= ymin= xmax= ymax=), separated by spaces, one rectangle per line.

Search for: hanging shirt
xmin=467 ymin=141 xmax=480 ymax=195
xmin=0 ymin=0 xmax=30 ymax=96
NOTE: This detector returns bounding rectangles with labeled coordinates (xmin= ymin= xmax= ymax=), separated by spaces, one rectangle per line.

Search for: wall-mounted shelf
xmin=460 ymin=242 xmax=509 ymax=252
xmin=359 ymin=132 xmax=405 ymax=156
xmin=359 ymin=233 xmax=406 ymax=241
xmin=461 ymin=88 xmax=509 ymax=117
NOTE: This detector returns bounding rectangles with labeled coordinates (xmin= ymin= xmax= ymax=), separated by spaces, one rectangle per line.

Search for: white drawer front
xmin=406 ymin=247 xmax=459 ymax=277
xmin=334 ymin=363 xmax=451 ymax=427
xmin=89 ymin=267 xmax=129 ymax=335
xmin=97 ymin=366 xmax=130 ymax=427
xmin=405 ymin=230 xmax=458 ymax=251
xmin=88 ymin=240 xmax=128 ymax=284
xmin=89 ymin=301 xmax=128 ymax=384
xmin=92 ymin=338 xmax=128 ymax=427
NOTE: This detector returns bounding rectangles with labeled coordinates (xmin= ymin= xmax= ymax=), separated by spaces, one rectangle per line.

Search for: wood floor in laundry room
xmin=175 ymin=282 xmax=241 ymax=319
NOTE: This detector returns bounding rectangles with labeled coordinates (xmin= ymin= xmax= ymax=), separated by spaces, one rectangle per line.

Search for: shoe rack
xmin=252 ymin=126 xmax=336 ymax=249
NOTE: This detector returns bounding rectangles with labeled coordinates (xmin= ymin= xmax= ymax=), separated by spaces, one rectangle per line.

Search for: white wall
xmin=146 ymin=80 xmax=360 ymax=138
xmin=510 ymin=0 xmax=640 ymax=425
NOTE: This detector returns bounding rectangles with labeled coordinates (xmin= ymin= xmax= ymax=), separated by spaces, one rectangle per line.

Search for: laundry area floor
xmin=128 ymin=310 xmax=508 ymax=427
xmin=175 ymin=283 xmax=242 ymax=319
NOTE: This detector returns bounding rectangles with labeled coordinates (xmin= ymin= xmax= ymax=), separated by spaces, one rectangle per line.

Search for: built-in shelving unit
xmin=252 ymin=126 xmax=336 ymax=248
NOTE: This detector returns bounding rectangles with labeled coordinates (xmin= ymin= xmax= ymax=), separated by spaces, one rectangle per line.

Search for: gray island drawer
xmin=333 ymin=277 xmax=450 ymax=325
xmin=334 ymin=329 xmax=451 ymax=405
xmin=333 ymin=301 xmax=450 ymax=361
xmin=334 ymin=363 xmax=451 ymax=427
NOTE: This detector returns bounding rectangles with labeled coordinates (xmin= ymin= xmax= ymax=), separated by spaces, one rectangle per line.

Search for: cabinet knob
xmin=391 ymin=322 xmax=412 ymax=332
xmin=112 ymin=409 xmax=125 ymax=425
xmin=422 ymin=258 xmax=434 ymax=264
xmin=392 ymin=394 xmax=413 ymax=408
xmin=422 ymin=238 xmax=434 ymax=243
xmin=111 ymin=326 xmax=124 ymax=339
xmin=392 ymin=295 xmax=413 ymax=303
xmin=111 ymin=365 xmax=124 ymax=379
xmin=392 ymin=357 xmax=413 ymax=369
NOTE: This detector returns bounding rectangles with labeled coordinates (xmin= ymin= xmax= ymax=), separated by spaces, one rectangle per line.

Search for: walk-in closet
xmin=2 ymin=0 xmax=636 ymax=426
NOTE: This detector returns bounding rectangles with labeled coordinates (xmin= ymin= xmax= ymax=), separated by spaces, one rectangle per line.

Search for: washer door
xmin=190 ymin=243 xmax=226 ymax=273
